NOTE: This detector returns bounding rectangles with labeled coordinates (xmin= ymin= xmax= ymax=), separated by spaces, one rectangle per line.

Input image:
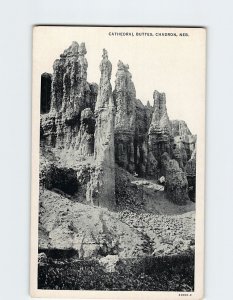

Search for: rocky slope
xmin=39 ymin=189 xmax=195 ymax=259
xmin=39 ymin=189 xmax=151 ymax=258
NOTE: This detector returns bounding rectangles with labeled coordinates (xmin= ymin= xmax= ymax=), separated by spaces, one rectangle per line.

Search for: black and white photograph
xmin=30 ymin=26 xmax=205 ymax=299
xmin=4 ymin=1 xmax=233 ymax=300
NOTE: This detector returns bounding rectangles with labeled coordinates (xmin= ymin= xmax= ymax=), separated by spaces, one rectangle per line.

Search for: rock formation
xmin=134 ymin=99 xmax=154 ymax=176
xmin=171 ymin=120 xmax=192 ymax=137
xmin=161 ymin=153 xmax=190 ymax=205
xmin=40 ymin=41 xmax=197 ymax=210
xmin=75 ymin=108 xmax=95 ymax=156
xmin=171 ymin=120 xmax=196 ymax=160
xmin=172 ymin=141 xmax=187 ymax=169
xmin=50 ymin=41 xmax=88 ymax=115
xmin=113 ymin=61 xmax=136 ymax=172
xmin=86 ymin=49 xmax=116 ymax=209
xmin=40 ymin=42 xmax=97 ymax=150
xmin=38 ymin=42 xmax=197 ymax=291
xmin=185 ymin=148 xmax=196 ymax=177
xmin=149 ymin=91 xmax=172 ymax=161
xmin=185 ymin=148 xmax=196 ymax=202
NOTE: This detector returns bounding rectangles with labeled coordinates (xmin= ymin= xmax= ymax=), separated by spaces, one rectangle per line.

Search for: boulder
xmin=38 ymin=252 xmax=47 ymax=266
xmin=161 ymin=153 xmax=190 ymax=205
xmin=99 ymin=255 xmax=119 ymax=273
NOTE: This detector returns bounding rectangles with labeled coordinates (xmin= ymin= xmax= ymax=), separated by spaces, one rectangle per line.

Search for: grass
xmin=38 ymin=251 xmax=194 ymax=291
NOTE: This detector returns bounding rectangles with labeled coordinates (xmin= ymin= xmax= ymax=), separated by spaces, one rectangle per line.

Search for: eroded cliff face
xmin=171 ymin=120 xmax=191 ymax=137
xmin=50 ymin=41 xmax=88 ymax=115
xmin=171 ymin=120 xmax=196 ymax=160
xmin=40 ymin=42 xmax=97 ymax=150
xmin=113 ymin=61 xmax=136 ymax=172
xmin=40 ymin=42 xmax=197 ymax=209
xmin=75 ymin=108 xmax=95 ymax=156
xmin=134 ymin=99 xmax=154 ymax=177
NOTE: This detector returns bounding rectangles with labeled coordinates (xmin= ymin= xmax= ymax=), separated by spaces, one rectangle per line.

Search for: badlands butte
xmin=39 ymin=41 xmax=196 ymax=265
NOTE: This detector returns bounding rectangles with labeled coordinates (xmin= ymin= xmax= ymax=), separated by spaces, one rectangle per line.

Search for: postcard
xmin=31 ymin=26 xmax=206 ymax=299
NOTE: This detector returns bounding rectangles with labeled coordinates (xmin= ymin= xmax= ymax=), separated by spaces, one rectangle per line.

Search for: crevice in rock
xmin=41 ymin=164 xmax=78 ymax=196
xmin=40 ymin=73 xmax=52 ymax=114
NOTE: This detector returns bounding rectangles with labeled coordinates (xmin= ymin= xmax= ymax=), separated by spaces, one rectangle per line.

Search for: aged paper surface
xmin=31 ymin=26 xmax=205 ymax=299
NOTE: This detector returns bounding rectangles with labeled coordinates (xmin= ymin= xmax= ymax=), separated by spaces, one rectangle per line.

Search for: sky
xmin=34 ymin=26 xmax=206 ymax=134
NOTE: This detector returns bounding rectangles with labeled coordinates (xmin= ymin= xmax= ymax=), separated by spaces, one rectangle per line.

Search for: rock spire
xmin=86 ymin=49 xmax=116 ymax=209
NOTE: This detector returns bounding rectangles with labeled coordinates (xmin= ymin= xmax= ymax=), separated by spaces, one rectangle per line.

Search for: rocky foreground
xmin=38 ymin=188 xmax=195 ymax=291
